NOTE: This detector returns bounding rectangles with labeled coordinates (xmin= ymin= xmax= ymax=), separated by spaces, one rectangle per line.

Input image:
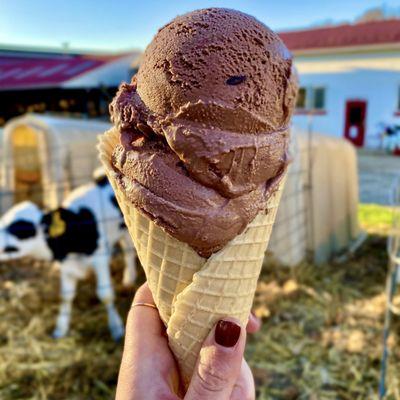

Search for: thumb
xmin=185 ymin=319 xmax=245 ymax=400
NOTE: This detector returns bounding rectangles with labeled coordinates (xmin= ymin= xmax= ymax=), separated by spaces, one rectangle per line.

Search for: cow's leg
xmin=120 ymin=232 xmax=137 ymax=287
xmin=93 ymin=254 xmax=124 ymax=341
xmin=53 ymin=261 xmax=79 ymax=339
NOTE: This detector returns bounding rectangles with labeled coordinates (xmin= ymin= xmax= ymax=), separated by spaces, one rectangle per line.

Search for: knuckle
xmin=194 ymin=359 xmax=230 ymax=394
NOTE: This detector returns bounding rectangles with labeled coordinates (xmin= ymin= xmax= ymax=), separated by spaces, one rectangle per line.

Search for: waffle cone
xmin=98 ymin=128 xmax=285 ymax=388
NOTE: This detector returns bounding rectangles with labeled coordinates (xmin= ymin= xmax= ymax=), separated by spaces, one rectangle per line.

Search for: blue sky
xmin=1 ymin=0 xmax=399 ymax=52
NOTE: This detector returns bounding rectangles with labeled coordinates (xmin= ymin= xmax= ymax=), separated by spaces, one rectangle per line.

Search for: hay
xmin=249 ymin=235 xmax=400 ymax=399
xmin=0 ymin=255 xmax=145 ymax=400
xmin=0 ymin=235 xmax=398 ymax=399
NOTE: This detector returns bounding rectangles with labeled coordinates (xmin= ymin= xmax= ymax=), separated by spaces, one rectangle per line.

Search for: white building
xmin=280 ymin=19 xmax=400 ymax=148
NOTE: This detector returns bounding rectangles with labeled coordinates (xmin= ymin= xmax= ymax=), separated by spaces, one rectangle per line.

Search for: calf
xmin=0 ymin=175 xmax=137 ymax=340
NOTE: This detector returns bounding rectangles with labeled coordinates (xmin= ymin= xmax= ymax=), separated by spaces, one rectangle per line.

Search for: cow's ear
xmin=43 ymin=209 xmax=67 ymax=238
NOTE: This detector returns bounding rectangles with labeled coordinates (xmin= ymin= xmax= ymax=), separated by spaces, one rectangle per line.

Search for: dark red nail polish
xmin=215 ymin=320 xmax=241 ymax=347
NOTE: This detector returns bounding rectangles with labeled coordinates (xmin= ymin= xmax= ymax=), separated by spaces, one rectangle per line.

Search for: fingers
xmin=185 ymin=318 xmax=246 ymax=400
xmin=246 ymin=313 xmax=261 ymax=334
xmin=116 ymin=283 xmax=179 ymax=400
xmin=123 ymin=283 xmax=164 ymax=356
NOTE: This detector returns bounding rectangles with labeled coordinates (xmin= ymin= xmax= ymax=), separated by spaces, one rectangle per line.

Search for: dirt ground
xmin=1 ymin=230 xmax=399 ymax=399
xmin=0 ymin=149 xmax=399 ymax=399
xmin=358 ymin=150 xmax=399 ymax=205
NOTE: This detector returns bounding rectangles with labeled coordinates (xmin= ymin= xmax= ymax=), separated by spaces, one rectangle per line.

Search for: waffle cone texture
xmin=98 ymin=128 xmax=285 ymax=387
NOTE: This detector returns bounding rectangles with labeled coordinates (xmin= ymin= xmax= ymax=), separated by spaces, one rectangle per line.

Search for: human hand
xmin=116 ymin=283 xmax=260 ymax=400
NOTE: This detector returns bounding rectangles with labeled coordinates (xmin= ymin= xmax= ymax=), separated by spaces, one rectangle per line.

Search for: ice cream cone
xmin=99 ymin=128 xmax=286 ymax=387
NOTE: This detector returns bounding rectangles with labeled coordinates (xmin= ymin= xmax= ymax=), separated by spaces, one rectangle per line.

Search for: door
xmin=344 ymin=100 xmax=367 ymax=147
xmin=12 ymin=125 xmax=43 ymax=206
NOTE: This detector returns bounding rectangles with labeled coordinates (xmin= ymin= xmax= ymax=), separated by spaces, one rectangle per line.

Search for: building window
xmin=296 ymin=87 xmax=307 ymax=109
xmin=296 ymin=86 xmax=326 ymax=112
xmin=398 ymin=86 xmax=400 ymax=110
xmin=312 ymin=87 xmax=325 ymax=110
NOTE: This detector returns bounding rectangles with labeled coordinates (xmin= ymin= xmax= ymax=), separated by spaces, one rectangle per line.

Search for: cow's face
xmin=0 ymin=201 xmax=44 ymax=261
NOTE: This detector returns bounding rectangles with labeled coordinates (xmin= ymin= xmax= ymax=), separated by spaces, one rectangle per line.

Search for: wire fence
xmin=0 ymin=121 xmax=314 ymax=265
xmin=267 ymin=127 xmax=312 ymax=266
xmin=379 ymin=176 xmax=400 ymax=399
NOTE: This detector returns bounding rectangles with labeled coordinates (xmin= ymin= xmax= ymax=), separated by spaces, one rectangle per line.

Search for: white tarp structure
xmin=306 ymin=132 xmax=361 ymax=264
xmin=0 ymin=114 xmax=110 ymax=212
xmin=269 ymin=129 xmax=362 ymax=265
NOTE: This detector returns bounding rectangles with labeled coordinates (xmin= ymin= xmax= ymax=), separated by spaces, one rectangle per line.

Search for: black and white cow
xmin=0 ymin=174 xmax=137 ymax=340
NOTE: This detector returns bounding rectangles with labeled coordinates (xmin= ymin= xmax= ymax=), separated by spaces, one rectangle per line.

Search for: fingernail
xmin=215 ymin=320 xmax=241 ymax=347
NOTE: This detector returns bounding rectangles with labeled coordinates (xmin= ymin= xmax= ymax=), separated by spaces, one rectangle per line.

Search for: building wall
xmin=292 ymin=50 xmax=400 ymax=148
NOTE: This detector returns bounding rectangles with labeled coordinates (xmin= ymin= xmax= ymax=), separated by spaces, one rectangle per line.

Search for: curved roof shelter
xmin=0 ymin=113 xmax=110 ymax=211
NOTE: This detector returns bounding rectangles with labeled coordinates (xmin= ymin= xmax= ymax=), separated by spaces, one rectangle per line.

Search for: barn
xmin=280 ymin=19 xmax=400 ymax=149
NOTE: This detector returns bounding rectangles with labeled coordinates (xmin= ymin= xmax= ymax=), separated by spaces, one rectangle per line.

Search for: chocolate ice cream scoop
xmin=110 ymin=8 xmax=298 ymax=257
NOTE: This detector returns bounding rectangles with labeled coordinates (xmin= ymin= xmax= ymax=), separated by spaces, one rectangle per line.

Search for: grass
xmin=358 ymin=203 xmax=394 ymax=236
xmin=0 ymin=203 xmax=399 ymax=399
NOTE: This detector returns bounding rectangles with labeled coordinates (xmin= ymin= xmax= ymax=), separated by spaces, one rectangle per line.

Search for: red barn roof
xmin=279 ymin=19 xmax=400 ymax=52
xmin=0 ymin=49 xmax=131 ymax=90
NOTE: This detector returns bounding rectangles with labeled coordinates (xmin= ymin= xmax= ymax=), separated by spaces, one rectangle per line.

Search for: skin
xmin=116 ymin=283 xmax=260 ymax=400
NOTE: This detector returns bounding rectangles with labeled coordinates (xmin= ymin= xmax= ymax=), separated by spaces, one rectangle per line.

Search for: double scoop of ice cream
xmin=110 ymin=8 xmax=298 ymax=258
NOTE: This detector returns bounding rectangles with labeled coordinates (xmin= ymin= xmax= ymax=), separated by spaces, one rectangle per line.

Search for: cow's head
xmin=0 ymin=201 xmax=48 ymax=261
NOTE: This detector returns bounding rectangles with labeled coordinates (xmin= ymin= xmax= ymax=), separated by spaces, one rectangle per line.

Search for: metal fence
xmin=379 ymin=176 xmax=400 ymax=399
xmin=267 ymin=128 xmax=311 ymax=266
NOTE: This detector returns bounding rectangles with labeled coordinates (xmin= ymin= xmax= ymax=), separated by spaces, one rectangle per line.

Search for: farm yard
xmin=1 ymin=3 xmax=400 ymax=399
xmin=0 ymin=154 xmax=399 ymax=399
